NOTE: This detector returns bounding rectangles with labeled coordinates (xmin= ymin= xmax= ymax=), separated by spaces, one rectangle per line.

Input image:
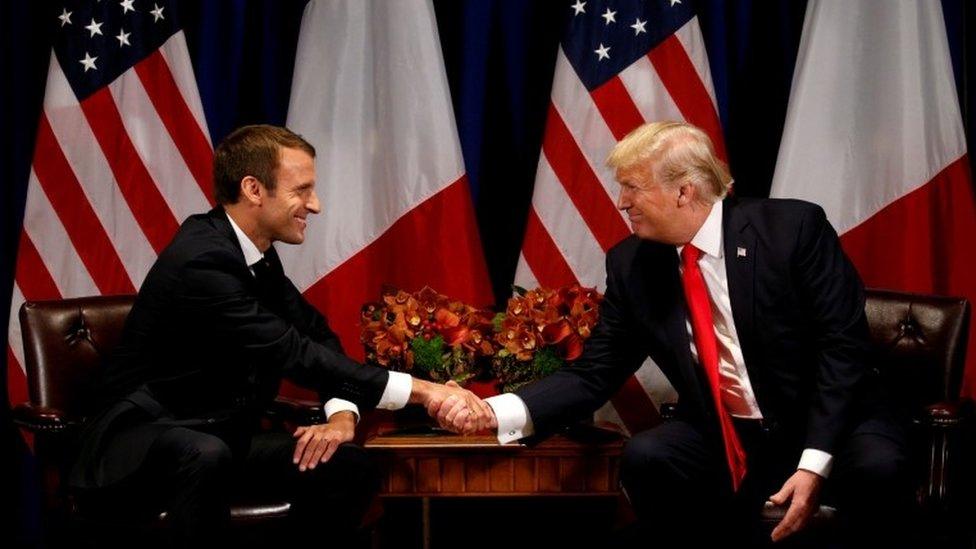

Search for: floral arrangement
xmin=360 ymin=286 xmax=496 ymax=384
xmin=490 ymin=285 xmax=603 ymax=392
xmin=360 ymin=284 xmax=603 ymax=392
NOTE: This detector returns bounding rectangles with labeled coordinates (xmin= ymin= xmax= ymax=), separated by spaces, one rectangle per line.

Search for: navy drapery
xmin=4 ymin=1 xmax=976 ymax=544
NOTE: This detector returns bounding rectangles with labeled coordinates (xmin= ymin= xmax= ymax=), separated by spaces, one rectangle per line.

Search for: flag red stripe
xmin=134 ymin=50 xmax=215 ymax=206
xmin=79 ymin=88 xmax=181 ymax=253
xmin=542 ymin=103 xmax=631 ymax=253
xmin=521 ymin=208 xmax=579 ymax=287
xmin=32 ymin=115 xmax=136 ymax=294
xmin=590 ymin=76 xmax=646 ymax=141
xmin=840 ymin=155 xmax=976 ymax=398
xmin=647 ymin=35 xmax=727 ymax=161
xmin=611 ymin=376 xmax=662 ymax=432
xmin=15 ymin=232 xmax=62 ymax=300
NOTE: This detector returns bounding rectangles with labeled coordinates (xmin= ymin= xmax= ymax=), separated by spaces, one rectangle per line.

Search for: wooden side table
xmin=364 ymin=429 xmax=625 ymax=548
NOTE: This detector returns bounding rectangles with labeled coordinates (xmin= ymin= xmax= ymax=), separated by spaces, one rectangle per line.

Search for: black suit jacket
xmin=71 ymin=207 xmax=389 ymax=489
xmin=517 ymin=197 xmax=875 ymax=456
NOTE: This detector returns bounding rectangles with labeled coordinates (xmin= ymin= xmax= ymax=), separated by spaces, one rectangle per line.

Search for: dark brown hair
xmin=212 ymin=124 xmax=316 ymax=205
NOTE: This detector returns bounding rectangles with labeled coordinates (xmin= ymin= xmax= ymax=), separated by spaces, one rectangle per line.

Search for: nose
xmin=617 ymin=188 xmax=630 ymax=210
xmin=307 ymin=190 xmax=321 ymax=214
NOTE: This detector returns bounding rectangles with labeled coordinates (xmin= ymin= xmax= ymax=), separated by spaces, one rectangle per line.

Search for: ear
xmin=677 ymin=181 xmax=697 ymax=206
xmin=239 ymin=176 xmax=263 ymax=206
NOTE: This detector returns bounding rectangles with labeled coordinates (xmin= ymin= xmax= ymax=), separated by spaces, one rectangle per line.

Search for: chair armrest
xmin=12 ymin=403 xmax=75 ymax=433
xmin=265 ymin=396 xmax=325 ymax=425
xmin=915 ymin=398 xmax=973 ymax=428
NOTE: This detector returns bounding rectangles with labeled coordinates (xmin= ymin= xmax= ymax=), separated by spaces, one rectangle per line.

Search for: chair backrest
xmin=19 ymin=295 xmax=135 ymax=420
xmin=864 ymin=288 xmax=970 ymax=408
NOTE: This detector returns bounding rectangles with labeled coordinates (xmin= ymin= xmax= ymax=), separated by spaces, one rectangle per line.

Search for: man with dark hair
xmin=439 ymin=121 xmax=910 ymax=546
xmin=72 ymin=124 xmax=493 ymax=546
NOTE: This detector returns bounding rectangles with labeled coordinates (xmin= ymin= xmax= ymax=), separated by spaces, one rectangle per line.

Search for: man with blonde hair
xmin=440 ymin=121 xmax=909 ymax=546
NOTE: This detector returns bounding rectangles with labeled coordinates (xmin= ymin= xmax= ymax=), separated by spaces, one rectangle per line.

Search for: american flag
xmin=513 ymin=0 xmax=726 ymax=434
xmin=6 ymin=0 xmax=212 ymax=406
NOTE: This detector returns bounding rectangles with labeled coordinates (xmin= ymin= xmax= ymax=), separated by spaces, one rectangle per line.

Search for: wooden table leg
xmin=422 ymin=496 xmax=431 ymax=549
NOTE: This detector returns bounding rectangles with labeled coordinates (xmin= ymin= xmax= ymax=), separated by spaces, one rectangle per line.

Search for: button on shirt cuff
xmin=797 ymin=448 xmax=833 ymax=478
xmin=323 ymin=398 xmax=360 ymax=422
xmin=486 ymin=393 xmax=534 ymax=443
xmin=375 ymin=371 xmax=412 ymax=410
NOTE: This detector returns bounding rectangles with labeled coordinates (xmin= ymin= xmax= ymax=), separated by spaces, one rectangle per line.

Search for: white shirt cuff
xmin=797 ymin=448 xmax=833 ymax=478
xmin=375 ymin=371 xmax=412 ymax=410
xmin=323 ymin=398 xmax=360 ymax=423
xmin=486 ymin=393 xmax=534 ymax=443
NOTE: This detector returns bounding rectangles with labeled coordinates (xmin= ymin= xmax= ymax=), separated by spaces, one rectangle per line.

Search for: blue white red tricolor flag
xmin=6 ymin=0 xmax=214 ymax=407
xmin=514 ymin=0 xmax=725 ymax=434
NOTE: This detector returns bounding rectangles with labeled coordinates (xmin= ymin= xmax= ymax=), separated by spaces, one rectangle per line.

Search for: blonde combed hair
xmin=606 ymin=121 xmax=732 ymax=202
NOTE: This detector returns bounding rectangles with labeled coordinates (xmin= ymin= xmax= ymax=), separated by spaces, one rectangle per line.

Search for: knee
xmin=847 ymin=450 xmax=907 ymax=490
xmin=621 ymin=432 xmax=676 ymax=485
xmin=180 ymin=436 xmax=232 ymax=475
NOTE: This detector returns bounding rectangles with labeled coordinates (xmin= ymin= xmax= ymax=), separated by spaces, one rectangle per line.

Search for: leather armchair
xmin=11 ymin=295 xmax=325 ymax=547
xmin=864 ymin=289 xmax=973 ymax=543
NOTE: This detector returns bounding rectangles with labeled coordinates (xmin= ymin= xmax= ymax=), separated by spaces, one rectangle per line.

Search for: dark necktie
xmin=680 ymin=244 xmax=747 ymax=491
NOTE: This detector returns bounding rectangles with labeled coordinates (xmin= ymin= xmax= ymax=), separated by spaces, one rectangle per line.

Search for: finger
xmin=307 ymin=435 xmax=333 ymax=469
xmin=444 ymin=399 xmax=466 ymax=424
xmin=446 ymin=380 xmax=460 ymax=388
xmin=320 ymin=438 xmax=340 ymax=464
xmin=770 ymin=500 xmax=806 ymax=542
xmin=768 ymin=484 xmax=792 ymax=506
xmin=452 ymin=407 xmax=471 ymax=431
xmin=301 ymin=433 xmax=326 ymax=471
xmin=293 ymin=426 xmax=307 ymax=438
xmin=293 ymin=429 xmax=314 ymax=466
xmin=433 ymin=395 xmax=457 ymax=420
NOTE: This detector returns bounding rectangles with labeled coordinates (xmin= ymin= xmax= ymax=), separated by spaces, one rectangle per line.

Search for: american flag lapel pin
xmin=737 ymin=247 xmax=747 ymax=258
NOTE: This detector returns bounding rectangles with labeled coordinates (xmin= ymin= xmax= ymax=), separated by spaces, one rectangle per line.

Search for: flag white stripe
xmin=23 ymin=170 xmax=100 ymax=298
xmin=533 ymin=157 xmax=608 ymax=290
xmin=618 ymin=56 xmax=685 ymax=125
xmin=512 ymin=253 xmax=539 ymax=290
xmin=549 ymin=48 xmax=630 ymax=226
xmin=158 ymin=33 xmax=212 ymax=147
xmin=7 ymin=284 xmax=27 ymax=375
xmin=109 ymin=68 xmax=211 ymax=224
xmin=43 ymin=63 xmax=157 ymax=286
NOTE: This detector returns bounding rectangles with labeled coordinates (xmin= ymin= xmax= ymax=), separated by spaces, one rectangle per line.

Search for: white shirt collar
xmin=226 ymin=212 xmax=265 ymax=267
xmin=678 ymin=201 xmax=723 ymax=259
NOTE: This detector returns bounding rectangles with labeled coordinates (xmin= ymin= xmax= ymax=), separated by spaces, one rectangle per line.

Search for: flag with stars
xmin=513 ymin=0 xmax=726 ymax=434
xmin=6 ymin=0 xmax=213 ymax=407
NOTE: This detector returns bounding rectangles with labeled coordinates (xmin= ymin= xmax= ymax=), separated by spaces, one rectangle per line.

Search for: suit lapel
xmin=722 ymin=198 xmax=758 ymax=373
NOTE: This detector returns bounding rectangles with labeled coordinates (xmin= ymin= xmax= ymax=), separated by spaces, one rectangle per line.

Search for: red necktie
xmin=680 ymin=244 xmax=747 ymax=491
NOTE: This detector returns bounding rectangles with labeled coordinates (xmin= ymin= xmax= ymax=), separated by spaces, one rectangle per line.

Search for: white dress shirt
xmin=486 ymin=202 xmax=833 ymax=478
xmin=226 ymin=214 xmax=413 ymax=422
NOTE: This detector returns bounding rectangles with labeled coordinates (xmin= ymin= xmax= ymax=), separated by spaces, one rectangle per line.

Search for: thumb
xmin=446 ymin=380 xmax=460 ymax=388
xmin=768 ymin=483 xmax=793 ymax=506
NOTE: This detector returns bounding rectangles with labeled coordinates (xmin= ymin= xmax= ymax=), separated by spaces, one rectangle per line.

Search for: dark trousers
xmin=618 ymin=415 xmax=913 ymax=548
xmin=78 ymin=427 xmax=379 ymax=548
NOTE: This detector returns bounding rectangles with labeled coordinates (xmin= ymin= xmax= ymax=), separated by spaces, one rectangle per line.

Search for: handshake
xmin=409 ymin=378 xmax=498 ymax=435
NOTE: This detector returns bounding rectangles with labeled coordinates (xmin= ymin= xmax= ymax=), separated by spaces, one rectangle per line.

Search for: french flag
xmin=771 ymin=1 xmax=976 ymax=397
xmin=281 ymin=0 xmax=494 ymax=385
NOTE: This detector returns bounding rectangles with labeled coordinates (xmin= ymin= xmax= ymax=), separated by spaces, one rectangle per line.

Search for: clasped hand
xmin=414 ymin=379 xmax=497 ymax=435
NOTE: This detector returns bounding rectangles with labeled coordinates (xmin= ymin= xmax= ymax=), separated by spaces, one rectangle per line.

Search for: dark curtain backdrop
xmin=3 ymin=1 xmax=976 ymax=545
